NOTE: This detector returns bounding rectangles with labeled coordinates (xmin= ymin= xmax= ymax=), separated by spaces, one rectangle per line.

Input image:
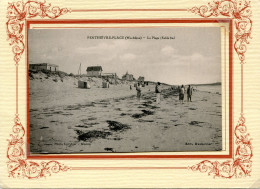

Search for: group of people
xmin=178 ymin=85 xmax=193 ymax=104
xmin=134 ymin=82 xmax=193 ymax=105
xmin=135 ymin=82 xmax=161 ymax=104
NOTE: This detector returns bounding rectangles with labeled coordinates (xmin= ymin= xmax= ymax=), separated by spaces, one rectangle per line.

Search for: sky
xmin=28 ymin=27 xmax=221 ymax=85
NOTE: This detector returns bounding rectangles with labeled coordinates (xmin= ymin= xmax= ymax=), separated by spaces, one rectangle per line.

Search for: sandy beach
xmin=29 ymin=72 xmax=222 ymax=153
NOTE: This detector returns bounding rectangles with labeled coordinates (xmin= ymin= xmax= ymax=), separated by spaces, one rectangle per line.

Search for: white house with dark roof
xmin=86 ymin=66 xmax=103 ymax=77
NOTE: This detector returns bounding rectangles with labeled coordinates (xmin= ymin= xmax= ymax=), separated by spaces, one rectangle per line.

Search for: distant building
xmin=102 ymin=73 xmax=118 ymax=84
xmin=86 ymin=66 xmax=103 ymax=77
xmin=29 ymin=63 xmax=59 ymax=72
xmin=138 ymin=76 xmax=145 ymax=82
xmin=122 ymin=71 xmax=134 ymax=81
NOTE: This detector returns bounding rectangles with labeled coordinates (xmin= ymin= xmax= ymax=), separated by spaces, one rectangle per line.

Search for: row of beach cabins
xmin=29 ymin=63 xmax=146 ymax=89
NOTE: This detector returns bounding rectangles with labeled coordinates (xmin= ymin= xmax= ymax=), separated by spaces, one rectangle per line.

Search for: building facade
xmin=86 ymin=66 xmax=103 ymax=77
xmin=138 ymin=76 xmax=145 ymax=82
xmin=102 ymin=73 xmax=118 ymax=84
xmin=122 ymin=72 xmax=134 ymax=81
xmin=29 ymin=63 xmax=59 ymax=72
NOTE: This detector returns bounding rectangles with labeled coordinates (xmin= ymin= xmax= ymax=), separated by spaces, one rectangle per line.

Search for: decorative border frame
xmin=6 ymin=0 xmax=71 ymax=178
xmin=6 ymin=0 xmax=252 ymax=179
xmin=189 ymin=0 xmax=252 ymax=178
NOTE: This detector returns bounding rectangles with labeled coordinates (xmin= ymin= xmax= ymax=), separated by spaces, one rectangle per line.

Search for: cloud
xmin=119 ymin=53 xmax=136 ymax=61
xmin=161 ymin=46 xmax=176 ymax=56
xmin=191 ymin=53 xmax=205 ymax=60
xmin=77 ymin=40 xmax=131 ymax=55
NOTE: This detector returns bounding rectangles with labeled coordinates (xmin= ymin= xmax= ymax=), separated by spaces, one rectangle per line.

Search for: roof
xmin=122 ymin=72 xmax=133 ymax=77
xmin=29 ymin=63 xmax=59 ymax=67
xmin=86 ymin=66 xmax=103 ymax=71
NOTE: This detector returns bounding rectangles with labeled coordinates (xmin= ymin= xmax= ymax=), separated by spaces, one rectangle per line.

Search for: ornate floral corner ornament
xmin=189 ymin=0 xmax=253 ymax=178
xmin=189 ymin=115 xmax=252 ymax=178
xmin=7 ymin=114 xmax=71 ymax=178
xmin=189 ymin=0 xmax=252 ymax=63
xmin=7 ymin=0 xmax=71 ymax=64
xmin=6 ymin=0 xmax=71 ymax=179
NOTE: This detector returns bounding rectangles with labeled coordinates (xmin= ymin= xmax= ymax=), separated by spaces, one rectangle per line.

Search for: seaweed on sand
xmin=75 ymin=130 xmax=111 ymax=141
xmin=107 ymin=120 xmax=130 ymax=132
xmin=132 ymin=109 xmax=154 ymax=119
xmin=120 ymin=113 xmax=128 ymax=116
xmin=142 ymin=103 xmax=159 ymax=109
xmin=189 ymin=121 xmax=204 ymax=127
xmin=141 ymin=110 xmax=154 ymax=115
xmin=131 ymin=113 xmax=143 ymax=119
xmin=138 ymin=119 xmax=154 ymax=123
xmin=40 ymin=126 xmax=49 ymax=129
xmin=104 ymin=147 xmax=114 ymax=152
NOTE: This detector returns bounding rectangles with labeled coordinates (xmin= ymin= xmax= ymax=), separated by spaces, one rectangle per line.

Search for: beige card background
xmin=0 ymin=0 xmax=260 ymax=188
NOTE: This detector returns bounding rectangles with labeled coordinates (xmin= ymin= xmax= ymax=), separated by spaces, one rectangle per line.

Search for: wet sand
xmin=29 ymin=76 xmax=222 ymax=153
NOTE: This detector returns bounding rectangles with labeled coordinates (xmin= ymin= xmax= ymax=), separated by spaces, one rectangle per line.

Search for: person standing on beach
xmin=155 ymin=82 xmax=161 ymax=104
xmin=187 ymin=85 xmax=192 ymax=102
xmin=136 ymin=83 xmax=141 ymax=101
xmin=179 ymin=85 xmax=185 ymax=104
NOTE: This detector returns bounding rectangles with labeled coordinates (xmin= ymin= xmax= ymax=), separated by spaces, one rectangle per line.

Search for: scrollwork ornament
xmin=6 ymin=0 xmax=71 ymax=64
xmin=189 ymin=114 xmax=252 ymax=178
xmin=189 ymin=0 xmax=253 ymax=178
xmin=6 ymin=0 xmax=71 ymax=179
xmin=189 ymin=0 xmax=252 ymax=63
xmin=7 ymin=114 xmax=71 ymax=179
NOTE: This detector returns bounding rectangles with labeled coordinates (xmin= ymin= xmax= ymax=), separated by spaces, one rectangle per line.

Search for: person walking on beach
xmin=130 ymin=85 xmax=132 ymax=90
xmin=179 ymin=85 xmax=185 ymax=104
xmin=155 ymin=82 xmax=161 ymax=104
xmin=136 ymin=83 xmax=141 ymax=101
xmin=187 ymin=85 xmax=192 ymax=102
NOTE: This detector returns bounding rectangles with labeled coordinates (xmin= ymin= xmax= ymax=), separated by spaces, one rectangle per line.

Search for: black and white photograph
xmin=28 ymin=27 xmax=222 ymax=153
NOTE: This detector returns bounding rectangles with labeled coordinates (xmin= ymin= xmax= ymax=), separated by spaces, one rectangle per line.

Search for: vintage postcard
xmin=0 ymin=0 xmax=259 ymax=188
xmin=28 ymin=27 xmax=222 ymax=154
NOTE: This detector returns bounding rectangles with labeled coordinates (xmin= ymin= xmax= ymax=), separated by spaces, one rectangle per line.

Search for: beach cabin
xmin=78 ymin=80 xmax=91 ymax=89
xmin=102 ymin=81 xmax=110 ymax=88
xmin=86 ymin=66 xmax=103 ymax=77
xmin=29 ymin=63 xmax=59 ymax=72
xmin=122 ymin=71 xmax=134 ymax=81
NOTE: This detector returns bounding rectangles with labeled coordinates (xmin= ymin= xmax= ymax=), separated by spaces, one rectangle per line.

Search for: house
xmin=29 ymin=63 xmax=59 ymax=72
xmin=102 ymin=73 xmax=118 ymax=84
xmin=86 ymin=66 xmax=103 ymax=77
xmin=138 ymin=76 xmax=145 ymax=82
xmin=122 ymin=71 xmax=134 ymax=81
